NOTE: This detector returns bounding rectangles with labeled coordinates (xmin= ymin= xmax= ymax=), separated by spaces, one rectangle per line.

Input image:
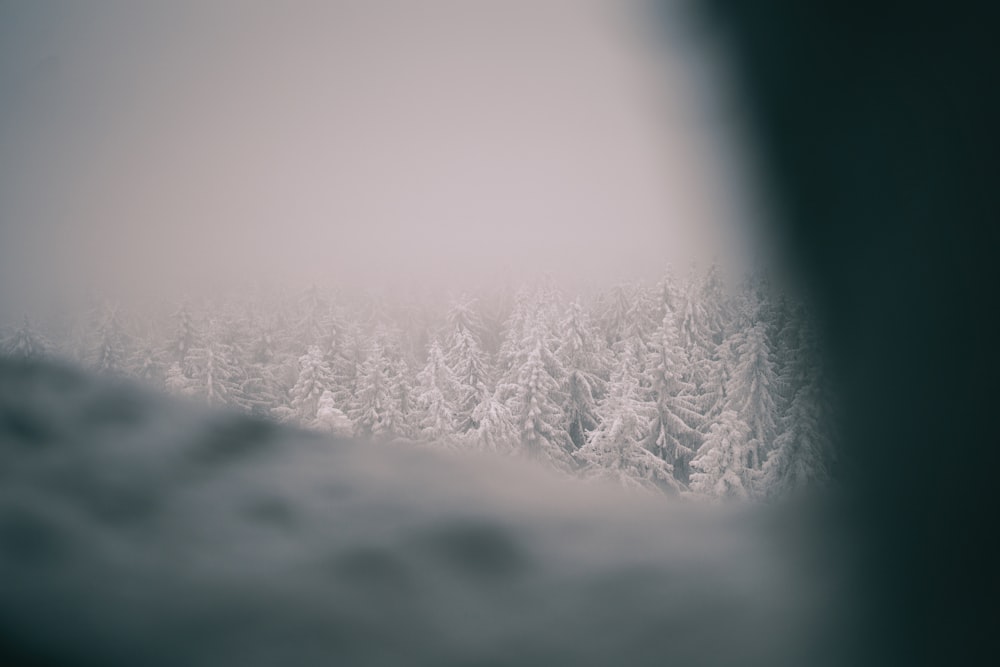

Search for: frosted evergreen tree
xmin=331 ymin=321 xmax=367 ymax=421
xmin=349 ymin=340 xmax=408 ymax=440
xmin=280 ymin=345 xmax=334 ymax=424
xmin=294 ymin=285 xmax=333 ymax=355
xmin=702 ymin=335 xmax=736 ymax=423
xmin=558 ymin=298 xmax=611 ymax=450
xmin=761 ymin=311 xmax=833 ymax=496
xmin=469 ymin=387 xmax=517 ymax=453
xmin=164 ymin=361 xmax=192 ymax=396
xmin=600 ymin=285 xmax=658 ymax=382
xmin=578 ymin=343 xmax=678 ymax=493
xmin=184 ymin=333 xmax=248 ymax=411
xmin=689 ymin=410 xmax=755 ymax=500
xmin=170 ymin=301 xmax=200 ymax=366
xmin=310 ymin=389 xmax=353 ymax=437
xmin=699 ymin=262 xmax=731 ymax=347
xmin=91 ymin=306 xmax=129 ymax=376
xmin=676 ymin=272 xmax=713 ymax=391
xmin=445 ymin=298 xmax=491 ymax=433
xmin=239 ymin=322 xmax=285 ymax=419
xmin=384 ymin=356 xmax=416 ymax=441
xmin=599 ymin=284 xmax=633 ymax=348
xmin=655 ymin=267 xmax=682 ymax=326
xmin=645 ymin=311 xmax=704 ymax=485
xmin=621 ymin=284 xmax=659 ymax=352
xmin=2 ymin=317 xmax=49 ymax=360
xmin=496 ymin=287 xmax=535 ymax=379
xmin=509 ymin=331 xmax=574 ymax=472
xmin=532 ymin=277 xmax=564 ymax=336
xmin=496 ymin=289 xmax=563 ymax=406
xmin=131 ymin=344 xmax=166 ymax=385
xmin=761 ymin=381 xmax=831 ymax=497
xmin=414 ymin=339 xmax=461 ymax=442
xmin=724 ymin=320 xmax=779 ymax=474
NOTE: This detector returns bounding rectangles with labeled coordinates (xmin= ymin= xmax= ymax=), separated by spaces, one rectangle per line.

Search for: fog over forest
xmin=0 ymin=2 xmax=858 ymax=665
xmin=0 ymin=0 xmax=768 ymax=322
xmin=0 ymin=0 xmax=821 ymax=498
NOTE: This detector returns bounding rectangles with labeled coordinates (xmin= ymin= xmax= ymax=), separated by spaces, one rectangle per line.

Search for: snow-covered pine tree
xmin=644 ymin=311 xmax=704 ymax=485
xmin=131 ymin=344 xmax=166 ymax=386
xmin=689 ymin=409 xmax=755 ymax=500
xmin=699 ymin=261 xmax=731 ymax=348
xmin=294 ymin=285 xmax=332 ymax=355
xmin=330 ymin=320 xmax=367 ymax=424
xmin=702 ymin=335 xmax=736 ymax=424
xmin=495 ymin=286 xmax=535 ymax=380
xmin=495 ymin=288 xmax=563 ymax=406
xmin=760 ymin=311 xmax=834 ymax=497
xmin=310 ymin=389 xmax=353 ymax=437
xmin=760 ymin=381 xmax=831 ymax=497
xmin=184 ymin=330 xmax=249 ymax=411
xmin=444 ymin=298 xmax=491 ymax=434
xmin=558 ymin=298 xmax=611 ymax=450
xmin=91 ymin=305 xmax=130 ymax=376
xmin=598 ymin=284 xmax=633 ymax=349
xmin=655 ymin=266 xmax=682 ymax=327
xmin=414 ymin=339 xmax=461 ymax=442
xmin=164 ymin=361 xmax=192 ymax=397
xmin=170 ymin=301 xmax=200 ymax=366
xmin=469 ymin=387 xmax=517 ymax=454
xmin=577 ymin=341 xmax=677 ymax=493
xmin=385 ymin=356 xmax=416 ymax=441
xmin=281 ymin=345 xmax=335 ymax=425
xmin=509 ymin=329 xmax=574 ymax=472
xmin=240 ymin=323 xmax=285 ymax=419
xmin=349 ymin=338 xmax=408 ymax=441
xmin=676 ymin=271 xmax=714 ymax=392
xmin=724 ymin=319 xmax=779 ymax=478
xmin=1 ymin=316 xmax=49 ymax=360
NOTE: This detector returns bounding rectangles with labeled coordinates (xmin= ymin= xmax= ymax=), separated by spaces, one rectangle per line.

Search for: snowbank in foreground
xmin=0 ymin=358 xmax=847 ymax=667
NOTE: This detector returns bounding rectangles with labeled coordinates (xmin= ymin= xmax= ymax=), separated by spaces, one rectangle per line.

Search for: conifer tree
xmin=558 ymin=299 xmax=611 ymax=450
xmin=689 ymin=409 xmax=755 ymax=500
xmin=349 ymin=339 xmax=409 ymax=440
xmin=599 ymin=284 xmax=633 ymax=348
xmin=2 ymin=316 xmax=49 ymax=360
xmin=724 ymin=320 xmax=779 ymax=474
xmin=645 ymin=312 xmax=703 ymax=485
xmin=281 ymin=345 xmax=334 ymax=424
xmin=164 ymin=361 xmax=192 ymax=396
xmin=761 ymin=381 xmax=831 ymax=497
xmin=578 ymin=343 xmax=677 ymax=493
xmin=170 ymin=301 xmax=200 ymax=366
xmin=445 ymin=298 xmax=491 ymax=433
xmin=469 ymin=388 xmax=517 ymax=453
xmin=132 ymin=344 xmax=166 ymax=385
xmin=510 ymin=331 xmax=573 ymax=471
xmin=184 ymin=327 xmax=248 ymax=411
xmin=310 ymin=389 xmax=353 ymax=437
xmin=414 ymin=339 xmax=461 ymax=442
xmin=384 ymin=356 xmax=415 ymax=441
xmin=761 ymin=312 xmax=833 ymax=496
xmin=92 ymin=305 xmax=129 ymax=376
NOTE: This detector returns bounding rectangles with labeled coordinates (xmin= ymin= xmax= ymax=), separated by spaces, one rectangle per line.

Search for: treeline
xmin=1 ymin=266 xmax=835 ymax=499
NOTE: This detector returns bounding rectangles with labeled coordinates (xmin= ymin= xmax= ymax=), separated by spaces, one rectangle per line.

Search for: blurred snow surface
xmin=0 ymin=358 xmax=846 ymax=667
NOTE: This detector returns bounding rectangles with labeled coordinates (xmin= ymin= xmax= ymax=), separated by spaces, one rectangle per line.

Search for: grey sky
xmin=0 ymin=0 xmax=762 ymax=319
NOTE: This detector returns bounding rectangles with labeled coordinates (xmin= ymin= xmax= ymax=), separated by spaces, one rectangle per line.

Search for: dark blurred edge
xmin=655 ymin=1 xmax=998 ymax=665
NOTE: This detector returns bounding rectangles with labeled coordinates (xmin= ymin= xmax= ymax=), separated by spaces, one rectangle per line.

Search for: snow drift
xmin=0 ymin=358 xmax=848 ymax=667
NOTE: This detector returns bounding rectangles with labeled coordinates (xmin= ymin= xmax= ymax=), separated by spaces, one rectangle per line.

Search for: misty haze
xmin=1 ymin=2 xmax=843 ymax=666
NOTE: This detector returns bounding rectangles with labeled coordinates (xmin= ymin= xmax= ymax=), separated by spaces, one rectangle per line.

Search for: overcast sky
xmin=0 ymin=0 xmax=763 ymax=320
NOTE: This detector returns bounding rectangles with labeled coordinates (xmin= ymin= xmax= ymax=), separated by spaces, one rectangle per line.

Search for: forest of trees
xmin=0 ymin=266 xmax=835 ymax=500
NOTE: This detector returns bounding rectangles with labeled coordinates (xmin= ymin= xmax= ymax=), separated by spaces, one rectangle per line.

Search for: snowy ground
xmin=0 ymin=358 xmax=848 ymax=666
